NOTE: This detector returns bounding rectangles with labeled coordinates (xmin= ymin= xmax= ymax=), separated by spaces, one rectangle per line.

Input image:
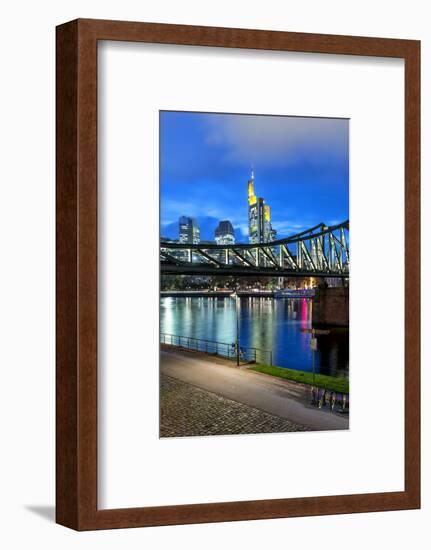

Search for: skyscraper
xmin=248 ymin=169 xmax=274 ymax=243
xmin=179 ymin=216 xmax=200 ymax=244
xmin=214 ymin=220 xmax=235 ymax=245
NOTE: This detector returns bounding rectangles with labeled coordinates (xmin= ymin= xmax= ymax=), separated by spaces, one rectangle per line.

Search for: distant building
xmin=179 ymin=216 xmax=200 ymax=244
xmin=248 ymin=169 xmax=275 ymax=243
xmin=214 ymin=220 xmax=235 ymax=245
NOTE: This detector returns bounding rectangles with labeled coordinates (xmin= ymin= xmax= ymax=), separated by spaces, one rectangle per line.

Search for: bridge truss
xmin=161 ymin=220 xmax=349 ymax=278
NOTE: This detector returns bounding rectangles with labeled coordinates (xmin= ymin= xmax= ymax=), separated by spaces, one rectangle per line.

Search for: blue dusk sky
xmin=160 ymin=111 xmax=349 ymax=242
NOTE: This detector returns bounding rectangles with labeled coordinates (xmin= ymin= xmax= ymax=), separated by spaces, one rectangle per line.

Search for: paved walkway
xmin=160 ymin=349 xmax=349 ymax=432
xmin=160 ymin=374 xmax=309 ymax=437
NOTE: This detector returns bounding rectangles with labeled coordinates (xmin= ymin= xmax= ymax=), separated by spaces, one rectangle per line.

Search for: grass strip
xmin=249 ymin=364 xmax=349 ymax=394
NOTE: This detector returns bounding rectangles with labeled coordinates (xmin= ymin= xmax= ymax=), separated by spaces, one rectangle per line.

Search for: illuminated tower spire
xmin=248 ymin=165 xmax=256 ymax=206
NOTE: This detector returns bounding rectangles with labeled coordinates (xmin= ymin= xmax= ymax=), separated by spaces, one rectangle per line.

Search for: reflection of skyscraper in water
xmin=247 ymin=169 xmax=276 ymax=244
xmin=179 ymin=216 xmax=200 ymax=244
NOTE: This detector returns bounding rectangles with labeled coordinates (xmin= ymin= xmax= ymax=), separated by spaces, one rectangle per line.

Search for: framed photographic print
xmin=56 ymin=19 xmax=420 ymax=530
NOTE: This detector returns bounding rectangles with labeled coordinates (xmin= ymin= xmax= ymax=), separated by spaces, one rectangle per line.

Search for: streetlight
xmin=301 ymin=327 xmax=330 ymax=385
xmin=231 ymin=290 xmax=240 ymax=366
xmin=310 ymin=331 xmax=317 ymax=385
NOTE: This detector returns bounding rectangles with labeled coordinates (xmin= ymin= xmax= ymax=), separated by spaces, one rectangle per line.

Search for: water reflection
xmin=160 ymin=297 xmax=349 ymax=377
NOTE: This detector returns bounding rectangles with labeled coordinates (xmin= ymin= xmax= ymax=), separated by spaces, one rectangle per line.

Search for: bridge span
xmin=161 ymin=220 xmax=349 ymax=278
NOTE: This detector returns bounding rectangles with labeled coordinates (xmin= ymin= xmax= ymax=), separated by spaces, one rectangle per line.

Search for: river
xmin=160 ymin=296 xmax=349 ymax=378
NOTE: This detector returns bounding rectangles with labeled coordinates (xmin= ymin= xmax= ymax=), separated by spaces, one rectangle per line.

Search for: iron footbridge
xmin=161 ymin=220 xmax=349 ymax=278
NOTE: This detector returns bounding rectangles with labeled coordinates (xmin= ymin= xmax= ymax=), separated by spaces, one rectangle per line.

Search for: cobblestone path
xmin=160 ymin=374 xmax=310 ymax=437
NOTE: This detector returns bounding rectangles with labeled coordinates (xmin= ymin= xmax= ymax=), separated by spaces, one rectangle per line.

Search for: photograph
xmin=159 ymin=111 xmax=350 ymax=437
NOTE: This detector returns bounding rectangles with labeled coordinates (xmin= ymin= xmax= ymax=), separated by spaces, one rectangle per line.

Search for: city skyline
xmin=160 ymin=111 xmax=349 ymax=243
xmin=165 ymin=174 xmax=277 ymax=245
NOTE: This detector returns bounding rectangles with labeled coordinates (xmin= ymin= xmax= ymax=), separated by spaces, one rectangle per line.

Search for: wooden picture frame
xmin=56 ymin=18 xmax=420 ymax=530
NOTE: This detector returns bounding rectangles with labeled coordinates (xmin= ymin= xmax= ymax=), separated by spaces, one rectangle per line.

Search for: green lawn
xmin=249 ymin=364 xmax=349 ymax=394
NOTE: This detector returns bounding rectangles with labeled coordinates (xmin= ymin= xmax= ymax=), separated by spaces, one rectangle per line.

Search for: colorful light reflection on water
xmin=160 ymin=297 xmax=349 ymax=377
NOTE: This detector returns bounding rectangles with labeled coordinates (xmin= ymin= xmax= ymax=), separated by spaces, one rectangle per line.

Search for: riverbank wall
xmin=160 ymin=289 xmax=314 ymax=298
xmin=312 ymin=286 xmax=349 ymax=328
xmin=161 ymin=290 xmax=275 ymax=298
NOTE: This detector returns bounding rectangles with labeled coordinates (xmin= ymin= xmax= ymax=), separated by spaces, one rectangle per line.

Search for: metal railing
xmin=160 ymin=332 xmax=273 ymax=365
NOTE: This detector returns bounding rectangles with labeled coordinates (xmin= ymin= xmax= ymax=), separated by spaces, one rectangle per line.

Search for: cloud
xmin=234 ymin=224 xmax=249 ymax=241
xmin=161 ymin=198 xmax=208 ymax=224
xmin=160 ymin=112 xmax=349 ymax=241
xmin=271 ymin=220 xmax=314 ymax=236
xmin=206 ymin=114 xmax=349 ymax=168
xmin=161 ymin=194 xmax=249 ymax=228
